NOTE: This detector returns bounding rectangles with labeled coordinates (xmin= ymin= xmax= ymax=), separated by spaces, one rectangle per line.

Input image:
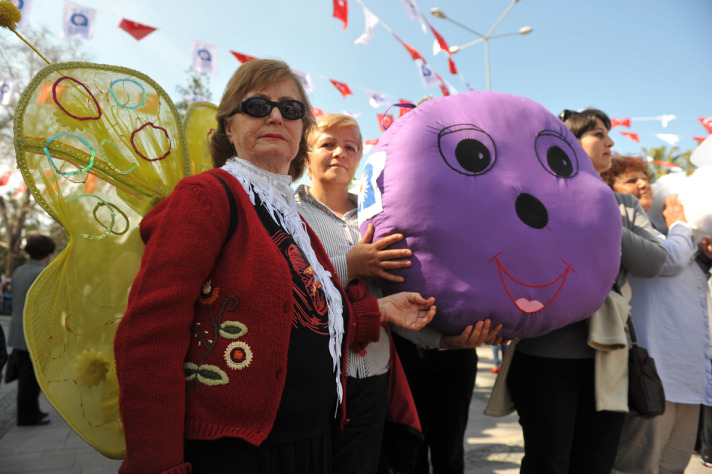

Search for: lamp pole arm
xmin=486 ymin=0 xmax=518 ymax=37
xmin=443 ymin=17 xmax=486 ymax=38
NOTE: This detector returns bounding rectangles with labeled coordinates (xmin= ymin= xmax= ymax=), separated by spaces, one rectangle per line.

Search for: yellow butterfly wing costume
xmin=14 ymin=62 xmax=216 ymax=458
xmin=184 ymin=101 xmax=218 ymax=176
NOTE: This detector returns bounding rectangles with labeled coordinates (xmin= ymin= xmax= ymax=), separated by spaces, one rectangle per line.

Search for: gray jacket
xmin=7 ymin=259 xmax=46 ymax=350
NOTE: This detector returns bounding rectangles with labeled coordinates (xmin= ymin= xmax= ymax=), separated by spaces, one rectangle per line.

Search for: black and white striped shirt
xmin=295 ymin=185 xmax=390 ymax=378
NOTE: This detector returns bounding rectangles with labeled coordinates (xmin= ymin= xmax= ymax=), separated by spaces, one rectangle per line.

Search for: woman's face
xmin=578 ymin=118 xmax=615 ymax=173
xmin=307 ymin=125 xmax=361 ymax=189
xmin=225 ymin=78 xmax=304 ymax=175
xmin=612 ymin=170 xmax=654 ymax=211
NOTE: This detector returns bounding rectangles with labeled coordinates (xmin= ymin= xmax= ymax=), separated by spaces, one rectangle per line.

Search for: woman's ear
xmin=224 ymin=119 xmax=233 ymax=144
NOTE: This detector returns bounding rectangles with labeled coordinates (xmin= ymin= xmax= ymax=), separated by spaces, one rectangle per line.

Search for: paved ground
xmin=0 ymin=312 xmax=709 ymax=473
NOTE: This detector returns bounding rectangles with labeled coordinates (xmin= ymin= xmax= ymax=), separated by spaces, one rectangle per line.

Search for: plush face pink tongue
xmin=515 ymin=298 xmax=545 ymax=314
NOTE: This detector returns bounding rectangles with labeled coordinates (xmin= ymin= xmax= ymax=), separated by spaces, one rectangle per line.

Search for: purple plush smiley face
xmin=358 ymin=91 xmax=621 ymax=339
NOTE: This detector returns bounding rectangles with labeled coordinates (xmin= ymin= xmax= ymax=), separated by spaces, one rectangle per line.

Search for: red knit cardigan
xmin=114 ymin=169 xmax=381 ymax=473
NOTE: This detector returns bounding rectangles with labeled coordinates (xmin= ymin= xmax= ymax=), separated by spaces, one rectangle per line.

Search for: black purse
xmin=627 ymin=315 xmax=666 ymax=418
xmin=3 ymin=349 xmax=19 ymax=384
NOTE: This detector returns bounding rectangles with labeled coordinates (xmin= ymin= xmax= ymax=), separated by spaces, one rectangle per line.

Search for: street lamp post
xmin=431 ymin=1 xmax=532 ymax=91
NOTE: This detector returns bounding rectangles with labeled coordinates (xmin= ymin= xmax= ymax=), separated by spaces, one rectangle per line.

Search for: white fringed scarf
xmin=222 ymin=157 xmax=345 ymax=404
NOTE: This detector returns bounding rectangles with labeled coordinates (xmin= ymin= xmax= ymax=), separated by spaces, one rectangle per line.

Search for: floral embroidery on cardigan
xmin=224 ymin=341 xmax=253 ymax=370
xmin=199 ymin=279 xmax=220 ymax=305
xmin=185 ymin=282 xmax=250 ymax=393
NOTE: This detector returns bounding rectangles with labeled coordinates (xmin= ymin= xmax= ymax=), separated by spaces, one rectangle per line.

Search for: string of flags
xmin=612 ymin=116 xmax=712 ymax=145
xmin=7 ymin=0 xmax=459 ymax=133
xmin=348 ymin=0 xmax=464 ymax=94
xmin=4 ymin=0 xmax=711 ymax=149
xmin=335 ymin=0 xmax=711 ymax=145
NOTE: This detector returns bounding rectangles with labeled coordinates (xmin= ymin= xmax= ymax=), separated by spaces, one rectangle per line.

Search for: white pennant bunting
xmin=400 ymin=0 xmax=427 ymax=33
xmin=656 ymin=134 xmax=680 ymax=146
xmin=61 ymin=1 xmax=97 ymax=39
xmin=191 ymin=40 xmax=218 ymax=74
xmin=660 ymin=114 xmax=676 ymax=128
xmin=354 ymin=6 xmax=379 ymax=45
xmin=415 ymin=59 xmax=439 ymax=88
xmin=343 ymin=110 xmax=362 ymax=118
xmin=292 ymin=69 xmax=316 ymax=93
xmin=0 ymin=78 xmax=18 ymax=106
xmin=365 ymin=90 xmax=390 ymax=108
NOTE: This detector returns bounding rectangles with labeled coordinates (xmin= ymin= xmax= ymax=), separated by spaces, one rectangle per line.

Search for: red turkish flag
xmin=398 ymin=99 xmax=414 ymax=117
xmin=378 ymin=113 xmax=394 ymax=131
xmin=311 ymin=107 xmax=324 ymax=118
xmin=610 ymin=118 xmax=631 ymax=128
xmin=425 ymin=18 xmax=457 ymax=74
xmin=333 ymin=0 xmax=348 ymax=30
xmin=693 ymin=136 xmax=708 ymax=143
xmin=435 ymin=73 xmax=450 ymax=97
xmin=0 ymin=170 xmax=11 ymax=186
xmin=118 ymin=19 xmax=157 ymax=41
xmin=699 ymin=117 xmax=712 ymax=134
xmin=329 ymin=79 xmax=352 ymax=99
xmin=619 ymin=131 xmax=640 ymax=143
xmin=394 ymin=34 xmax=425 ymax=62
xmin=230 ymin=51 xmax=259 ymax=64
xmin=447 ymin=57 xmax=458 ymax=76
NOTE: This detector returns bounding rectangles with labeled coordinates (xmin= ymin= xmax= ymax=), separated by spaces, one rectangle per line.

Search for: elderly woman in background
xmin=114 ymin=59 xmax=437 ymax=474
xmin=599 ymin=157 xmax=712 ymax=473
xmin=296 ymin=113 xmax=503 ymax=474
xmin=599 ymin=157 xmax=654 ymax=211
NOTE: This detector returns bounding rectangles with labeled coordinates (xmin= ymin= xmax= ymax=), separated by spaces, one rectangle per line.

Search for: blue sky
xmin=9 ymin=0 xmax=712 ymax=167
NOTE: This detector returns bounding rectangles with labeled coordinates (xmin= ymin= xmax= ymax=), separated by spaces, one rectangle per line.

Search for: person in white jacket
xmin=600 ymin=156 xmax=712 ymax=473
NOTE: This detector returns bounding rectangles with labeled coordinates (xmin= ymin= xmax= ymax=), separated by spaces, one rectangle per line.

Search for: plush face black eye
xmin=455 ymin=139 xmax=491 ymax=174
xmin=547 ymin=146 xmax=573 ymax=177
xmin=438 ymin=124 xmax=496 ymax=176
xmin=535 ymin=131 xmax=579 ymax=179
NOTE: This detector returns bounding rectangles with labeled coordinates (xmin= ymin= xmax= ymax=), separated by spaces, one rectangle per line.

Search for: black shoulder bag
xmin=627 ymin=314 xmax=666 ymax=418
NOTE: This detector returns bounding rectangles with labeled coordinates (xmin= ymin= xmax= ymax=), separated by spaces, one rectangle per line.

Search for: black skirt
xmin=184 ymin=430 xmax=331 ymax=474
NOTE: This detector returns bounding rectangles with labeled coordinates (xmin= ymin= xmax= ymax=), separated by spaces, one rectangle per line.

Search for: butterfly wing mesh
xmin=14 ymin=62 xmax=192 ymax=458
xmin=184 ymin=101 xmax=218 ymax=176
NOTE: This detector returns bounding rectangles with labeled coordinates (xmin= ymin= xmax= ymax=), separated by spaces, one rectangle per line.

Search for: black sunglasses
xmin=558 ymin=109 xmax=576 ymax=122
xmin=229 ymin=97 xmax=307 ymax=120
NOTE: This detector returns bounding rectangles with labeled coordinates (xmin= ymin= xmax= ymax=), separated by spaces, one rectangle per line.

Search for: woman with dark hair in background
xmin=503 ymin=109 xmax=667 ymax=473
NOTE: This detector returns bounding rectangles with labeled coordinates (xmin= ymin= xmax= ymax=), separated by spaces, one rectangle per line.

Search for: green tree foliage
xmin=641 ymin=145 xmax=694 ymax=181
xmin=174 ymin=67 xmax=213 ymax=117
xmin=0 ymin=26 xmax=88 ymax=275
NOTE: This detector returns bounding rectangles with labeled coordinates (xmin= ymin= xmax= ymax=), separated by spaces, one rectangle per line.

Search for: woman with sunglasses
xmin=503 ymin=108 xmax=667 ymax=473
xmin=114 ymin=59 xmax=437 ymax=474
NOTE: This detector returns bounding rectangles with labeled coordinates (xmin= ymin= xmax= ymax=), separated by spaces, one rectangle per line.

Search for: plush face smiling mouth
xmin=490 ymin=252 xmax=576 ymax=314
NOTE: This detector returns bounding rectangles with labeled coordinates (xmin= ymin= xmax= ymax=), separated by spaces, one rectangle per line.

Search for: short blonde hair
xmin=303 ymin=114 xmax=363 ymax=180
xmin=209 ymin=59 xmax=314 ymax=181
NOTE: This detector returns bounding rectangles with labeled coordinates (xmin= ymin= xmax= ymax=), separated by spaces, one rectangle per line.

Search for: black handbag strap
xmin=212 ymin=173 xmax=238 ymax=242
xmin=626 ymin=315 xmax=638 ymax=345
xmin=612 ymin=281 xmax=638 ymax=346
